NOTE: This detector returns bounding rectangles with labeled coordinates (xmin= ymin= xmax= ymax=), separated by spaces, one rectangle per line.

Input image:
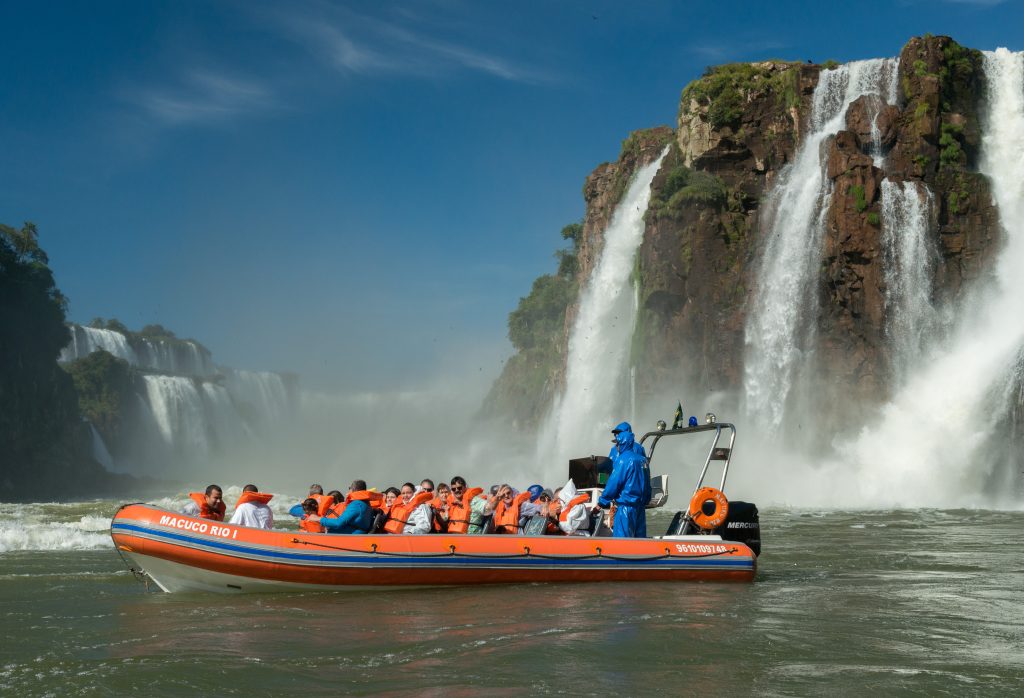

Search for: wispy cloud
xmin=689 ymin=39 xmax=790 ymax=63
xmin=129 ymin=70 xmax=276 ymax=126
xmin=278 ymin=4 xmax=550 ymax=84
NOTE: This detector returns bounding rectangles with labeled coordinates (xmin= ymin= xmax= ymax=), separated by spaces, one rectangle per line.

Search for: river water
xmin=1 ymin=500 xmax=1021 ymax=696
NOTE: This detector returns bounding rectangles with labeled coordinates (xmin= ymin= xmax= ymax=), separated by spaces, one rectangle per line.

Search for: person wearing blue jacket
xmin=606 ymin=421 xmax=646 ymax=463
xmin=297 ymin=480 xmax=375 ymax=534
xmin=595 ymin=422 xmax=652 ymax=537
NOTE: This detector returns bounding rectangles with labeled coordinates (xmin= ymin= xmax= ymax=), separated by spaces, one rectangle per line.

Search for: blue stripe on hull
xmin=111 ymin=522 xmax=754 ymax=570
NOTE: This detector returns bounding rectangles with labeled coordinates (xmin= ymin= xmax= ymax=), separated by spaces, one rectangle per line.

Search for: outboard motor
xmin=663 ymin=501 xmax=761 ymax=556
xmin=714 ymin=501 xmax=760 ymax=556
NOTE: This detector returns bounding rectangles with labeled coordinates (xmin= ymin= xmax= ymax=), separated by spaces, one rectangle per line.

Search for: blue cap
xmin=688 ymin=416 xmax=698 ymax=427
xmin=527 ymin=484 xmax=544 ymax=501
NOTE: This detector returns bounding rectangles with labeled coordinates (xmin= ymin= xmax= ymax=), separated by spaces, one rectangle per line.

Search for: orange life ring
xmin=689 ymin=487 xmax=729 ymax=530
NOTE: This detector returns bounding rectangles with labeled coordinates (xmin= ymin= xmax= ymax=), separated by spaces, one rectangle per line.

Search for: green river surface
xmin=1 ymin=501 xmax=1021 ymax=696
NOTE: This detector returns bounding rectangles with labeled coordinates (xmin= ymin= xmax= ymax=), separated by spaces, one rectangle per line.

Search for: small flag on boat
xmin=671 ymin=402 xmax=684 ymax=430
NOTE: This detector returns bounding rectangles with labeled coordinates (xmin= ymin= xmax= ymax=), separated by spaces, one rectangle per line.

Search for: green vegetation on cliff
xmin=606 ymin=129 xmax=675 ymax=207
xmin=681 ymin=61 xmax=802 ymax=129
xmin=0 ymin=222 xmax=127 ymax=500
xmin=64 ymin=350 xmax=135 ymax=446
xmin=482 ymin=222 xmax=582 ymax=427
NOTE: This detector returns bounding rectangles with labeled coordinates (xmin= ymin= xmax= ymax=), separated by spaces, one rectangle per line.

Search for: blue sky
xmin=2 ymin=0 xmax=1021 ymax=391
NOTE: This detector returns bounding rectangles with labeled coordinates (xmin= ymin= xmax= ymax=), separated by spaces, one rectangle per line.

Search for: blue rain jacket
xmin=606 ymin=421 xmax=646 ymax=465
xmin=320 ymin=499 xmax=372 ymax=534
xmin=598 ymin=426 xmax=652 ymax=510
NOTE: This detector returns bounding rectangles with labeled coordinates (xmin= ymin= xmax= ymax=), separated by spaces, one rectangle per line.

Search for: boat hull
xmin=111 ymin=504 xmax=756 ymax=593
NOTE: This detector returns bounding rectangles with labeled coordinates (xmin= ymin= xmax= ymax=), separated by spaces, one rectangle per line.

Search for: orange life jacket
xmin=383 ymin=491 xmax=434 ymax=534
xmin=299 ymin=515 xmax=324 ymax=533
xmin=311 ymin=494 xmax=334 ymax=516
xmin=188 ymin=492 xmax=226 ymax=521
xmin=330 ymin=490 xmax=385 ymax=518
xmin=446 ymin=487 xmax=484 ymax=534
xmin=493 ymin=491 xmax=531 ymax=535
xmin=559 ymin=494 xmax=591 ymax=522
xmin=234 ymin=491 xmax=273 ymax=509
xmin=430 ymin=494 xmax=450 ymax=532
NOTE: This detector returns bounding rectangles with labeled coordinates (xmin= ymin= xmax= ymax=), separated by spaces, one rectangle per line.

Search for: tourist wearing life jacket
xmin=446 ymin=477 xmax=485 ymax=534
xmin=383 ymin=483 xmax=433 ymax=534
xmin=228 ymin=484 xmax=274 ymax=529
xmin=595 ymin=422 xmax=652 ymax=537
xmin=183 ymin=484 xmax=226 ymax=521
xmin=489 ymin=485 xmax=532 ymax=535
xmin=298 ymin=498 xmax=325 ymax=533
xmin=428 ymin=482 xmax=451 ymax=533
xmin=381 ymin=487 xmax=400 ymax=516
xmin=288 ymin=484 xmax=335 ymax=518
xmin=554 ymin=479 xmax=591 ymax=535
xmin=317 ymin=480 xmax=382 ymax=534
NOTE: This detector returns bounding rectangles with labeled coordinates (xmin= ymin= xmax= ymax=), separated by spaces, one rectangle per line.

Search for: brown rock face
xmin=846 ymin=95 xmax=900 ymax=152
xmin=491 ymin=35 xmax=1006 ymax=439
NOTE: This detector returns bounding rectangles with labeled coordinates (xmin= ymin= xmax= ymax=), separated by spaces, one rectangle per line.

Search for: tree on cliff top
xmin=0 ymin=222 xmax=117 ymax=499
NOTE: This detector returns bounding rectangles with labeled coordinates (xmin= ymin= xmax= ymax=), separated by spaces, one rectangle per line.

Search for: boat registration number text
xmin=158 ymin=515 xmax=239 ymax=539
xmin=675 ymin=543 xmax=727 ymax=554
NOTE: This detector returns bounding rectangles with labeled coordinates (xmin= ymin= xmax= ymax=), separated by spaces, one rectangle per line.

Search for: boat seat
xmin=584 ymin=509 xmax=605 ymax=537
xmin=521 ymin=515 xmax=548 ymax=536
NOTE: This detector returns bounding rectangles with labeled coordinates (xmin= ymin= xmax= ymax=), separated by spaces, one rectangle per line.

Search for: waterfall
xmin=537 ymin=148 xmax=667 ymax=473
xmin=59 ymin=324 xmax=215 ymax=376
xmin=744 ymin=58 xmax=899 ymax=430
xmin=839 ymin=48 xmax=1024 ymax=506
xmin=880 ymin=180 xmax=939 ymax=379
xmin=143 ymin=375 xmax=210 ymax=452
xmin=221 ymin=368 xmax=293 ymax=428
xmin=88 ymin=424 xmax=115 ymax=470
xmin=60 ymin=326 xmax=137 ymax=364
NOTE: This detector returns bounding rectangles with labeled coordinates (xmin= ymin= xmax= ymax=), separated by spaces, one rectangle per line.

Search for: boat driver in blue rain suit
xmin=594 ymin=422 xmax=652 ymax=537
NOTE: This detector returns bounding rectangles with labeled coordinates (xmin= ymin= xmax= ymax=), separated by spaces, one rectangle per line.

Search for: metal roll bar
xmin=639 ymin=423 xmax=737 ymax=517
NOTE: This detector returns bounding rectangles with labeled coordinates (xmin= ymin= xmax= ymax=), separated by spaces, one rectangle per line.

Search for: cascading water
xmin=60 ymin=326 xmax=138 ymax=365
xmin=880 ymin=180 xmax=939 ymax=379
xmin=59 ymin=324 xmax=215 ymax=376
xmin=839 ymin=48 xmax=1024 ymax=506
xmin=744 ymin=58 xmax=899 ymax=430
xmin=537 ymin=149 xmax=667 ymax=473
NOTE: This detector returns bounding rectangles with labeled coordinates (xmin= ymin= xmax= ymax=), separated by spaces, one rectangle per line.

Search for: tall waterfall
xmin=61 ymin=326 xmax=137 ymax=365
xmin=744 ymin=58 xmax=899 ymax=430
xmin=880 ymin=180 xmax=939 ymax=379
xmin=537 ymin=149 xmax=667 ymax=473
xmin=59 ymin=322 xmax=296 ymax=474
xmin=840 ymin=48 xmax=1024 ymax=506
xmin=60 ymin=324 xmax=215 ymax=376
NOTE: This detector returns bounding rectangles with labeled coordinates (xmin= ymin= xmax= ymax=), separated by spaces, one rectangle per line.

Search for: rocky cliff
xmin=488 ymin=35 xmax=1004 ymax=435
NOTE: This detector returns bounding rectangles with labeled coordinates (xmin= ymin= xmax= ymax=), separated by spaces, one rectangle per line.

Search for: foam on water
xmin=0 ymin=505 xmax=113 ymax=552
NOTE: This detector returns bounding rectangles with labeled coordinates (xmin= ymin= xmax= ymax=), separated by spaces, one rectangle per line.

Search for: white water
xmin=0 ymin=504 xmax=113 ymax=552
xmin=835 ymin=49 xmax=1024 ymax=506
xmin=88 ymin=424 xmax=115 ymax=471
xmin=60 ymin=326 xmax=137 ymax=364
xmin=537 ymin=149 xmax=667 ymax=476
xmin=60 ymin=324 xmax=215 ymax=376
xmin=744 ymin=58 xmax=899 ymax=430
xmin=880 ymin=179 xmax=939 ymax=379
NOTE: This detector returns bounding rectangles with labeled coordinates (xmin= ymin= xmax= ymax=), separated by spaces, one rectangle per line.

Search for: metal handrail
xmin=640 ymin=423 xmax=737 ymax=519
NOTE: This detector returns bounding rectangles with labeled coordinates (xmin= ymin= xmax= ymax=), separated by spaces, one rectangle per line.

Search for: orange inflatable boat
xmin=110 ymin=421 xmax=760 ymax=592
